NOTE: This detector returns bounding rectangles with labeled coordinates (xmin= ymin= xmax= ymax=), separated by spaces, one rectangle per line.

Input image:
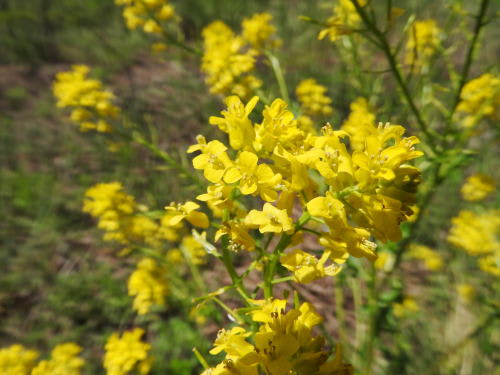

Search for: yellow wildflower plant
xmin=0 ymin=344 xmax=39 ymax=375
xmin=295 ymin=78 xmax=333 ymax=117
xmin=241 ymin=12 xmax=281 ymax=51
xmin=203 ymin=299 xmax=353 ymax=375
xmin=128 ymin=257 xmax=169 ymax=315
xmin=407 ymin=244 xmax=443 ymax=271
xmin=53 ymin=65 xmax=120 ymax=132
xmin=31 ymin=343 xmax=85 ymax=375
xmin=405 ymin=19 xmax=441 ymax=68
xmin=187 ymin=95 xmax=422 ymax=281
xmin=448 ymin=209 xmax=500 ymax=276
xmin=103 ymin=328 xmax=152 ymax=375
xmin=318 ymin=0 xmax=366 ymax=42
xmin=456 ymin=73 xmax=500 ymax=128
xmin=461 ymin=173 xmax=496 ymax=202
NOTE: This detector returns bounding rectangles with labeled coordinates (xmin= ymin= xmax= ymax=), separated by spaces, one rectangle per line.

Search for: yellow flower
xmin=307 ymin=193 xmax=347 ymax=225
xmin=201 ymin=21 xmax=261 ymax=98
xmin=188 ymin=137 xmax=233 ymax=183
xmin=53 ymin=65 xmax=120 ymax=132
xmin=241 ymin=12 xmax=281 ymax=51
xmin=196 ymin=183 xmax=234 ymax=216
xmin=115 ymin=0 xmax=176 ymax=35
xmin=0 ymin=344 xmax=39 ymax=375
xmin=295 ymin=78 xmax=333 ymax=117
xmin=280 ymin=249 xmax=340 ymax=283
xmin=209 ymin=96 xmax=258 ymax=150
xmin=31 ymin=343 xmax=84 ymax=375
xmin=478 ymin=252 xmax=500 ymax=276
xmin=341 ymin=97 xmax=376 ymax=151
xmin=128 ymin=258 xmax=168 ymax=315
xmin=393 ymin=297 xmax=419 ymax=318
xmin=210 ymin=327 xmax=253 ymax=357
xmin=405 ymin=19 xmax=441 ymax=67
xmin=215 ymin=221 xmax=256 ymax=252
xmin=318 ymin=0 xmax=365 ymax=42
xmin=461 ymin=174 xmax=496 ymax=202
xmin=253 ymin=98 xmax=304 ymax=153
xmin=244 ymin=203 xmax=293 ymax=233
xmin=224 ymin=151 xmax=282 ymax=202
xmin=103 ymin=328 xmax=152 ymax=375
xmin=448 ymin=210 xmax=499 ymax=256
xmin=457 ymin=73 xmax=500 ymax=128
xmin=165 ymin=201 xmax=209 ymax=228
xmin=408 ymin=244 xmax=443 ymax=271
xmin=374 ymin=251 xmax=395 ymax=271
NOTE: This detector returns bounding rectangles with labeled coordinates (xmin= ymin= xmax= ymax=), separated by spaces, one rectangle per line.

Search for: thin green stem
xmin=265 ymin=51 xmax=291 ymax=103
xmin=350 ymin=0 xmax=438 ymax=152
xmin=220 ymin=237 xmax=253 ymax=304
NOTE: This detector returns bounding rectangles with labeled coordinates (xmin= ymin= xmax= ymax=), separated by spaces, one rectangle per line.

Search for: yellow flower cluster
xmin=183 ymin=95 xmax=422 ymax=282
xmin=448 ymin=210 xmax=500 ymax=276
xmin=83 ymin=182 xmax=178 ymax=250
xmin=456 ymin=73 xmax=500 ymax=128
xmin=202 ymin=299 xmax=353 ymax=375
xmin=201 ymin=13 xmax=279 ymax=99
xmin=318 ymin=0 xmax=365 ymax=42
xmin=103 ymin=328 xmax=152 ymax=375
xmin=0 ymin=343 xmax=84 ymax=375
xmin=407 ymin=244 xmax=443 ymax=271
xmin=128 ymin=257 xmax=169 ymax=315
xmin=405 ymin=19 xmax=441 ymax=67
xmin=0 ymin=344 xmax=39 ymax=375
xmin=242 ymin=13 xmax=282 ymax=51
xmin=115 ymin=0 xmax=175 ymax=35
xmin=53 ymin=65 xmax=120 ymax=132
xmin=461 ymin=173 xmax=495 ymax=202
xmin=295 ymin=78 xmax=333 ymax=117
xmin=31 ymin=343 xmax=84 ymax=375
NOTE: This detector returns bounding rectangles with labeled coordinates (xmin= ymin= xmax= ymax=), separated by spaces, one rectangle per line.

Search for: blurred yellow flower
xmin=405 ymin=19 xmax=441 ymax=67
xmin=0 ymin=344 xmax=39 ymax=375
xmin=408 ymin=244 xmax=443 ymax=271
xmin=461 ymin=174 xmax=496 ymax=202
xmin=31 ymin=343 xmax=84 ymax=375
xmin=457 ymin=73 xmax=500 ymax=128
xmin=103 ymin=328 xmax=152 ymax=375
xmin=295 ymin=78 xmax=333 ymax=117
xmin=128 ymin=258 xmax=169 ymax=315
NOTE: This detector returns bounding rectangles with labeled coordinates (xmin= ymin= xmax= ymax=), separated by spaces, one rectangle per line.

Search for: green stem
xmin=133 ymin=132 xmax=205 ymax=191
xmin=220 ymin=237 xmax=252 ymax=304
xmin=444 ymin=0 xmax=490 ymax=134
xmin=350 ymin=0 xmax=438 ymax=152
xmin=180 ymin=244 xmax=206 ymax=294
xmin=265 ymin=51 xmax=291 ymax=103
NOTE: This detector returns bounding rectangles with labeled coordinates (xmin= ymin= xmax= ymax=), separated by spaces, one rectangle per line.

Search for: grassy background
xmin=0 ymin=0 xmax=498 ymax=374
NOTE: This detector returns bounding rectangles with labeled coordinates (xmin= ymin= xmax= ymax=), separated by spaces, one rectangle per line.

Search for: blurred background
xmin=0 ymin=0 xmax=498 ymax=374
